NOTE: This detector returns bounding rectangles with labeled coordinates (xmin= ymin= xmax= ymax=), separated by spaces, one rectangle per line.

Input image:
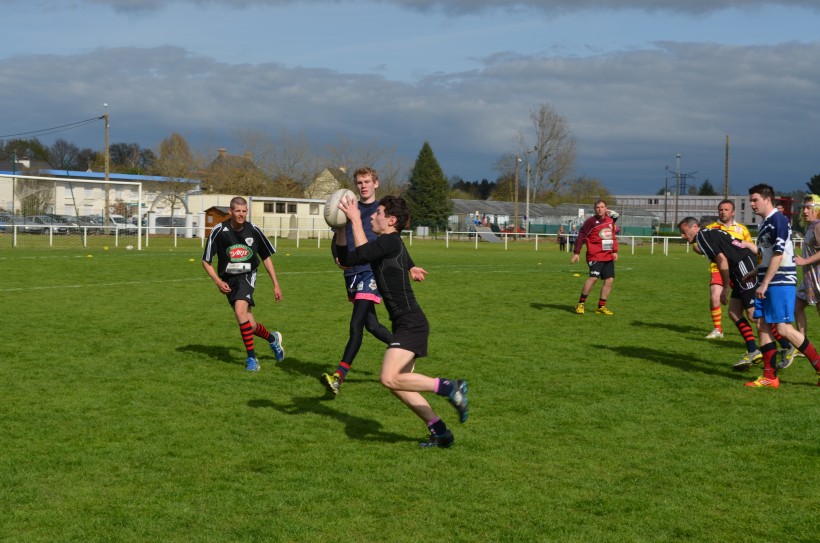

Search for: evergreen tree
xmin=698 ymin=179 xmax=718 ymax=196
xmin=405 ymin=141 xmax=452 ymax=231
xmin=806 ymin=173 xmax=820 ymax=195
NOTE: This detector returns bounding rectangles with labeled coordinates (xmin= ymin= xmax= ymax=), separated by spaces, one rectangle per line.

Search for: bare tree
xmin=18 ymin=180 xmax=54 ymax=216
xmin=490 ymin=153 xmax=520 ymax=202
xmin=555 ymin=176 xmax=612 ymax=205
xmin=518 ymin=103 xmax=576 ymax=204
xmin=151 ymin=133 xmax=199 ymax=221
xmin=48 ymin=139 xmax=81 ymax=170
xmin=232 ymin=129 xmax=318 ymax=192
xmin=324 ymin=135 xmax=408 ymax=195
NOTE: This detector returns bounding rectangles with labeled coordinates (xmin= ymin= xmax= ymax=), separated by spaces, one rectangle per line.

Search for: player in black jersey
xmin=335 ymin=195 xmax=468 ymax=448
xmin=679 ymin=217 xmax=761 ymax=371
xmin=202 ymin=196 xmax=285 ymax=371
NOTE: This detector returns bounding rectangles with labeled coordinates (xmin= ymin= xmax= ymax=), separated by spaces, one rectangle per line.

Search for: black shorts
xmin=224 ymin=271 xmax=257 ymax=308
xmin=389 ymin=311 xmax=429 ymax=358
xmin=732 ymin=285 xmax=756 ymax=311
xmin=588 ymin=260 xmax=615 ymax=280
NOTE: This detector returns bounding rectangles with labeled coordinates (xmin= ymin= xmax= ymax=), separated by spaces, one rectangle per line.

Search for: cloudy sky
xmin=1 ymin=0 xmax=819 ymax=195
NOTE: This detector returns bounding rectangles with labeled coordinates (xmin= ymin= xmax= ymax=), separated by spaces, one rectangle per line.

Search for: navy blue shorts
xmin=344 ymin=270 xmax=382 ymax=303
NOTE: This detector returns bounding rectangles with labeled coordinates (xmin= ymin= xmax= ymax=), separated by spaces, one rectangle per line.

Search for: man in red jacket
xmin=570 ymin=200 xmax=619 ymax=315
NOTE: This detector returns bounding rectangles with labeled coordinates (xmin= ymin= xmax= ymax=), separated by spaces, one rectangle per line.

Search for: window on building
xmin=287 ymin=203 xmax=297 ymax=213
xmin=264 ymin=203 xmax=274 ymax=213
xmin=309 ymin=204 xmax=319 ymax=215
xmin=276 ymin=203 xmax=286 ymax=213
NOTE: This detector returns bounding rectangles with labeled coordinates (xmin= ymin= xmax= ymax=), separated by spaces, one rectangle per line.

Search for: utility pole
xmin=525 ymin=152 xmax=531 ymax=236
xmin=724 ymin=134 xmax=730 ymax=199
xmin=674 ymin=153 xmax=681 ymax=227
xmin=11 ymin=151 xmax=17 ymax=217
xmin=664 ymin=166 xmax=671 ymax=226
xmin=514 ymin=156 xmax=521 ymax=234
xmin=104 ymin=103 xmax=110 ymax=231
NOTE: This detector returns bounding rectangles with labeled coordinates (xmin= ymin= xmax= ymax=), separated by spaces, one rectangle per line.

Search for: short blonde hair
xmin=799 ymin=194 xmax=820 ymax=227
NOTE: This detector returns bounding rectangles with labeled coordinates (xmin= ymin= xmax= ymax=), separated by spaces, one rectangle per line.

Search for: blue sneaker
xmin=246 ymin=356 xmax=260 ymax=371
xmin=448 ymin=380 xmax=468 ymax=423
xmin=269 ymin=331 xmax=285 ymax=362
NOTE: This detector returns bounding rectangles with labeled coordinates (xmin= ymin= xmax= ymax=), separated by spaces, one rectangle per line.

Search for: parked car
xmin=153 ymin=216 xmax=188 ymax=235
xmin=0 ymin=212 xmax=14 ymax=233
xmin=81 ymin=214 xmax=137 ymax=234
xmin=28 ymin=215 xmax=69 ymax=235
xmin=20 ymin=217 xmax=48 ymax=234
xmin=40 ymin=213 xmax=80 ymax=234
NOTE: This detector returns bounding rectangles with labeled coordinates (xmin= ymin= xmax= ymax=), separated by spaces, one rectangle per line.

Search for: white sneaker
xmin=705 ymin=328 xmax=724 ymax=339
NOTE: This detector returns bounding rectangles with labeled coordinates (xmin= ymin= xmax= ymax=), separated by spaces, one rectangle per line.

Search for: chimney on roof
xmin=217 ymin=147 xmax=227 ymax=159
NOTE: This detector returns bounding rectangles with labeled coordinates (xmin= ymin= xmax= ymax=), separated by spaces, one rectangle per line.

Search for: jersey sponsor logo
xmin=600 ymin=227 xmax=613 ymax=240
xmin=228 ymin=244 xmax=252 ymax=261
xmin=758 ymin=229 xmax=774 ymax=249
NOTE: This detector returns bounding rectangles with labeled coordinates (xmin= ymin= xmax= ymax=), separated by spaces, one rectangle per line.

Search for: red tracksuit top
xmin=573 ymin=214 xmax=618 ymax=262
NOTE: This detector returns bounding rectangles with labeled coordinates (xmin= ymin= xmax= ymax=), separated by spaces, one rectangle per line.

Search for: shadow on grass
xmin=631 ymin=320 xmax=752 ymax=352
xmin=530 ymin=302 xmax=579 ymax=314
xmin=591 ymin=343 xmax=747 ymax=381
xmin=248 ymin=395 xmax=417 ymax=444
xmin=176 ymin=344 xmax=239 ymax=365
xmin=275 ymin=356 xmax=377 ymax=381
xmin=630 ymin=320 xmax=704 ymax=336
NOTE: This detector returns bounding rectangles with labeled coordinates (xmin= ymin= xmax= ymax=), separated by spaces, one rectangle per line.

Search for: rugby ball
xmin=324 ymin=189 xmax=356 ymax=228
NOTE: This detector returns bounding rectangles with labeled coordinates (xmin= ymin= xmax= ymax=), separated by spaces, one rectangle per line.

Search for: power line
xmin=0 ymin=116 xmax=104 ymax=139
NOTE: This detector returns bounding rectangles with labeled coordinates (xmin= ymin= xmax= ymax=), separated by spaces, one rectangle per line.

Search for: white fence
xmin=3 ymin=224 xmax=781 ymax=255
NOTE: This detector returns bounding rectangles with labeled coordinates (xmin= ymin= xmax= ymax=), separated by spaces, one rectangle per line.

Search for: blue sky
xmin=1 ymin=0 xmax=819 ymax=195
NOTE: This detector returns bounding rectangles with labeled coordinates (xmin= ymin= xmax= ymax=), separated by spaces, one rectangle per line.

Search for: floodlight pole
xmin=514 ymin=156 xmax=521 ymax=234
xmin=664 ymin=166 xmax=670 ymax=227
xmin=11 ymin=152 xmax=16 ymax=215
xmin=525 ymin=150 xmax=532 ymax=237
xmin=104 ymin=104 xmax=110 ymax=232
xmin=674 ymin=153 xmax=681 ymax=227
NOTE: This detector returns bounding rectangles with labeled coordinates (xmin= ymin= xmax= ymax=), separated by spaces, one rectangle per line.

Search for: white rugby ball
xmin=324 ymin=189 xmax=356 ymax=228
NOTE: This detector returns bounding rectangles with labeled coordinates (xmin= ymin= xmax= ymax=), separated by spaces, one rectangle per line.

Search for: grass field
xmin=1 ymin=237 xmax=818 ymax=542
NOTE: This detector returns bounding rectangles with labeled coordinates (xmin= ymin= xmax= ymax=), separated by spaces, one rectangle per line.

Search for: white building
xmin=613 ymin=194 xmax=759 ymax=227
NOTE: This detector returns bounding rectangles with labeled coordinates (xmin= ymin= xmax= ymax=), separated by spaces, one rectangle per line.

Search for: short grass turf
xmin=0 ymin=237 xmax=818 ymax=543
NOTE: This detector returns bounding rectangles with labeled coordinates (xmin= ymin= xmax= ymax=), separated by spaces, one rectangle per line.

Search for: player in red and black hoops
xmin=202 ymin=196 xmax=285 ymax=371
xmin=571 ymin=200 xmax=619 ymax=315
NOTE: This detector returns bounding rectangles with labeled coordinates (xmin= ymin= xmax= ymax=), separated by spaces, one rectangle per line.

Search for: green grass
xmin=0 ymin=237 xmax=818 ymax=542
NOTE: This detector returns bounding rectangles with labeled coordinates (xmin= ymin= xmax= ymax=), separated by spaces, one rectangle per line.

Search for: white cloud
xmin=3 ymin=39 xmax=818 ymax=193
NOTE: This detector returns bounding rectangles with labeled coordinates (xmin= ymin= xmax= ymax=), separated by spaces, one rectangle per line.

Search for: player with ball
xmin=334 ymin=193 xmax=469 ymax=448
